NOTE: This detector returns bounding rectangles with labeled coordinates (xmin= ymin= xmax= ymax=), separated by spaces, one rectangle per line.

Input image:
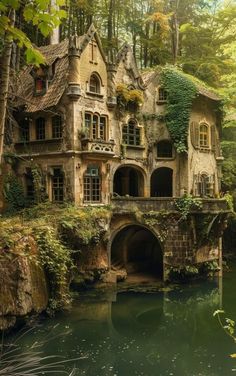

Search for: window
xmin=35 ymin=78 xmax=46 ymax=95
xmin=158 ymin=87 xmax=167 ymax=102
xmin=194 ymin=173 xmax=214 ymax=197
xmin=84 ymin=112 xmax=107 ymax=140
xmin=52 ymin=115 xmax=62 ymax=138
xmin=199 ymin=123 xmax=209 ymax=148
xmin=25 ymin=169 xmax=34 ymax=201
xmin=84 ymin=166 xmax=101 ymax=203
xmin=157 ymin=140 xmax=173 ymax=158
xmin=122 ymin=119 xmax=140 ymax=146
xmin=36 ymin=117 xmax=45 ymax=140
xmin=19 ymin=118 xmax=30 ymax=142
xmin=52 ymin=167 xmax=64 ymax=202
xmin=89 ymin=74 xmax=100 ymax=93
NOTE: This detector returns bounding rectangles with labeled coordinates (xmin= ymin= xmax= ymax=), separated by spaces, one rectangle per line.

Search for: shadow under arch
xmin=113 ymin=165 xmax=145 ymax=197
xmin=110 ymin=224 xmax=163 ymax=280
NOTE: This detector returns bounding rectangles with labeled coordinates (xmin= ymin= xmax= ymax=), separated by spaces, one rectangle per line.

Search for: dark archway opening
xmin=113 ymin=166 xmax=144 ymax=197
xmin=111 ymin=225 xmax=163 ymax=280
xmin=151 ymin=167 xmax=173 ymax=197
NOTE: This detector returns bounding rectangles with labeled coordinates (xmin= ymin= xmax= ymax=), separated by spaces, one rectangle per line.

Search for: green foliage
xmin=167 ymin=260 xmax=219 ymax=282
xmin=175 ymin=195 xmax=202 ymax=220
xmin=142 ymin=210 xmax=170 ymax=242
xmin=224 ymin=192 xmax=234 ymax=212
xmin=214 ymin=310 xmax=236 ymax=358
xmin=3 ymin=173 xmax=26 ymax=212
xmin=160 ymin=67 xmax=197 ymax=152
xmin=33 ymin=225 xmax=73 ymax=310
xmin=59 ymin=206 xmax=111 ymax=247
xmin=0 ymin=0 xmax=67 ymax=65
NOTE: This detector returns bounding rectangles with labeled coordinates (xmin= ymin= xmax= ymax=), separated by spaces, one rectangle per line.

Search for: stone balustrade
xmin=81 ymin=139 xmax=115 ymax=155
xmin=111 ymin=197 xmax=229 ymax=214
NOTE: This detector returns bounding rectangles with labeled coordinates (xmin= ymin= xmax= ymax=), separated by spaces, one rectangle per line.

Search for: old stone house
xmin=4 ymin=24 xmax=228 ymax=281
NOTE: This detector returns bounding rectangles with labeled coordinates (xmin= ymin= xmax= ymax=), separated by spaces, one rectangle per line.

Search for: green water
xmin=13 ymin=266 xmax=236 ymax=376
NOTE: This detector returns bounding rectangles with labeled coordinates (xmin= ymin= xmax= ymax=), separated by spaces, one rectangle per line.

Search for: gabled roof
xmin=141 ymin=69 xmax=221 ymax=101
xmin=116 ymin=44 xmax=145 ymax=90
xmin=14 ymin=25 xmax=107 ymax=113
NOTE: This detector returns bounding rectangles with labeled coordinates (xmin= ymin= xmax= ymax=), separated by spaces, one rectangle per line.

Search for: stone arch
xmin=113 ymin=164 xmax=145 ymax=197
xmin=110 ymin=223 xmax=163 ymax=280
xmin=151 ymin=167 xmax=173 ymax=197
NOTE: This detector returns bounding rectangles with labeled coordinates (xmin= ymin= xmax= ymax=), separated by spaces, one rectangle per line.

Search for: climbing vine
xmin=175 ymin=195 xmax=203 ymax=220
xmin=3 ymin=173 xmax=26 ymax=212
xmin=160 ymin=67 xmax=197 ymax=153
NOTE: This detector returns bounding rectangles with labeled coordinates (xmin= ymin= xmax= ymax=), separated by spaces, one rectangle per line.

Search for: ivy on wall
xmin=160 ymin=68 xmax=198 ymax=153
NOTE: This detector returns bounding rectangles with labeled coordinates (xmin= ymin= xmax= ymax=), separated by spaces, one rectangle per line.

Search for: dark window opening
xmin=113 ymin=166 xmax=144 ymax=197
xmin=19 ymin=118 xmax=30 ymax=142
xmin=157 ymin=140 xmax=173 ymax=158
xmin=122 ymin=119 xmax=140 ymax=146
xmin=151 ymin=167 xmax=173 ymax=197
xmin=52 ymin=167 xmax=64 ymax=202
xmin=84 ymin=166 xmax=101 ymax=202
xmin=25 ymin=169 xmax=35 ymax=202
xmin=36 ymin=117 xmax=45 ymax=140
xmin=52 ymin=115 xmax=62 ymax=138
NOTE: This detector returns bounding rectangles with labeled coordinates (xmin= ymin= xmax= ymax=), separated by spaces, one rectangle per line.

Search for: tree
xmin=0 ymin=0 xmax=66 ymax=165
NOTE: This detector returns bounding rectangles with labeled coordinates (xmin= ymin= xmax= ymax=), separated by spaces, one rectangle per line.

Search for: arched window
xmin=122 ymin=119 xmax=140 ymax=146
xmin=89 ymin=74 xmax=100 ymax=93
xmin=195 ymin=173 xmax=214 ymax=197
xmin=84 ymin=166 xmax=101 ymax=203
xmin=157 ymin=140 xmax=173 ymax=158
xmin=36 ymin=117 xmax=45 ymax=140
xmin=199 ymin=123 xmax=209 ymax=148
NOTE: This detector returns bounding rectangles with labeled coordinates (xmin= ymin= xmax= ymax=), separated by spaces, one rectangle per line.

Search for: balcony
xmin=111 ymin=197 xmax=229 ymax=214
xmin=81 ymin=139 xmax=115 ymax=157
xmin=14 ymin=139 xmax=63 ymax=155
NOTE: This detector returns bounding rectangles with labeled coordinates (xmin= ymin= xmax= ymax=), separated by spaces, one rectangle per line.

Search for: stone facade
xmin=4 ymin=24 xmax=229 ymax=281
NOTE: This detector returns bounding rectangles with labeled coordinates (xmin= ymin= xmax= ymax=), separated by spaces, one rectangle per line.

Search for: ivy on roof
xmin=160 ymin=67 xmax=221 ymax=153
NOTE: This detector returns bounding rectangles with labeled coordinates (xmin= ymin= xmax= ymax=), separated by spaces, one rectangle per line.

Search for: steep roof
xmin=14 ymin=24 xmax=107 ymax=113
xmin=15 ymin=39 xmax=70 ymax=113
xmin=141 ymin=69 xmax=221 ymax=101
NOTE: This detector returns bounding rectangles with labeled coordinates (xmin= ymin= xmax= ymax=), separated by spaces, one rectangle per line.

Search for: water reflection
xmin=15 ymin=277 xmax=236 ymax=376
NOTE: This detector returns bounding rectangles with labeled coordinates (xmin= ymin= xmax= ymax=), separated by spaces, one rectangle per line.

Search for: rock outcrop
xmin=0 ymin=236 xmax=49 ymax=331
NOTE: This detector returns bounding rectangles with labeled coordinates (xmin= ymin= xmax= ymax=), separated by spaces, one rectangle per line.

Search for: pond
xmin=7 ymin=264 xmax=236 ymax=376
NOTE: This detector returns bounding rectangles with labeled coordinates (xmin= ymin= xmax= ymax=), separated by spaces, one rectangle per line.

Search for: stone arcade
xmin=3 ymin=24 xmax=229 ymax=281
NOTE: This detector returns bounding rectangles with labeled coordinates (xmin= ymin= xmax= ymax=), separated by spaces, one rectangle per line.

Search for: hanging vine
xmin=160 ymin=67 xmax=197 ymax=153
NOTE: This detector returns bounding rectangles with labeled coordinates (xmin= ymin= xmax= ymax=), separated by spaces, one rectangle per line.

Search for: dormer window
xmin=199 ymin=123 xmax=210 ymax=148
xmin=89 ymin=74 xmax=100 ymax=94
xmin=157 ymin=87 xmax=167 ymax=102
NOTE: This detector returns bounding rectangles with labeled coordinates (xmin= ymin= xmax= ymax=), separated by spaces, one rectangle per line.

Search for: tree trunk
xmin=0 ymin=10 xmax=15 ymax=166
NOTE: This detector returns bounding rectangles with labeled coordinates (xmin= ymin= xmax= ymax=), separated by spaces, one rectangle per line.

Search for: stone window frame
xmin=199 ymin=122 xmax=210 ymax=149
xmin=84 ymin=112 xmax=108 ymax=141
xmin=86 ymin=72 xmax=104 ymax=98
xmin=194 ymin=172 xmax=214 ymax=197
xmin=51 ymin=166 xmax=64 ymax=202
xmin=52 ymin=115 xmax=63 ymax=139
xmin=156 ymin=86 xmax=168 ymax=104
xmin=122 ymin=118 xmax=142 ymax=147
xmin=83 ymin=165 xmax=101 ymax=203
